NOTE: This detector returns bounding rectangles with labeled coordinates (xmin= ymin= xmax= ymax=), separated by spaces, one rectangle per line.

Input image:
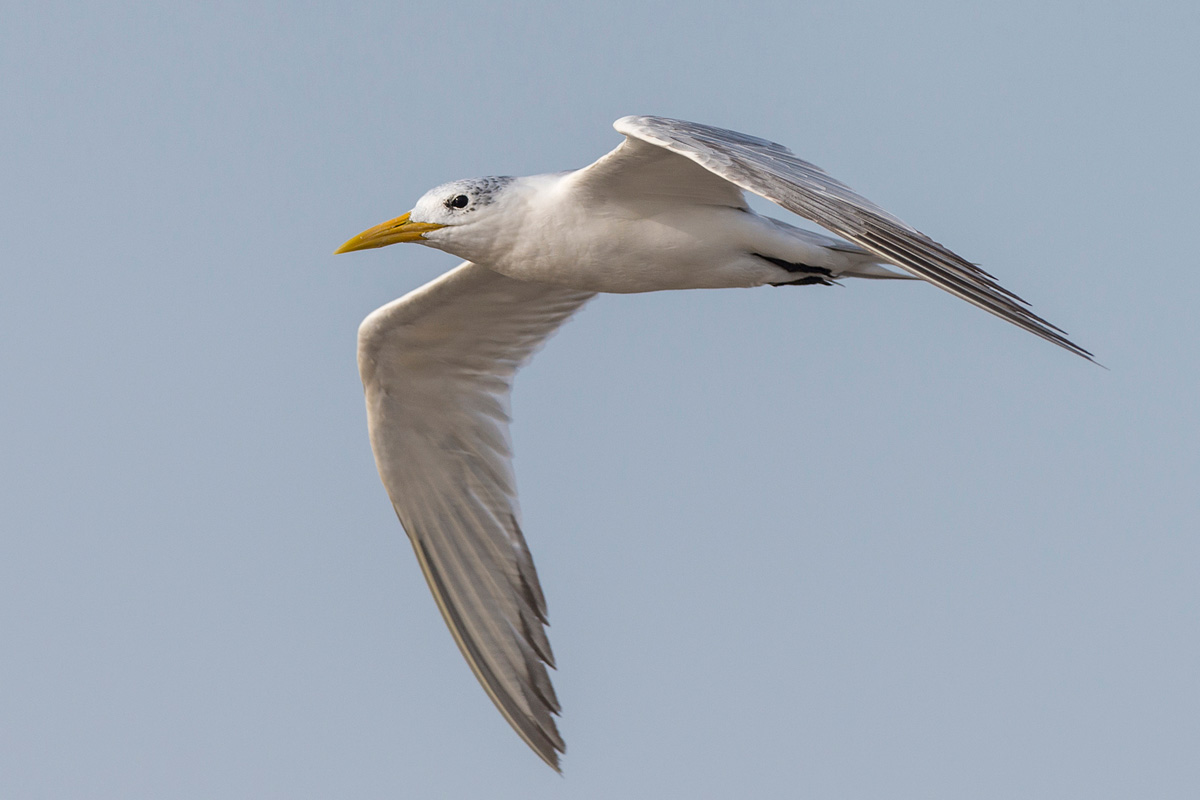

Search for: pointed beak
xmin=334 ymin=212 xmax=447 ymax=254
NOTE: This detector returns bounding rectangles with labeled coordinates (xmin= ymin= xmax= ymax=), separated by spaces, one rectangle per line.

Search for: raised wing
xmin=568 ymin=126 xmax=749 ymax=209
xmin=358 ymin=262 xmax=593 ymax=769
xmin=601 ymin=115 xmax=1093 ymax=361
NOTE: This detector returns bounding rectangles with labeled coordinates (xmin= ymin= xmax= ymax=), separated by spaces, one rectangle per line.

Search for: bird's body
xmin=336 ymin=116 xmax=1093 ymax=770
xmin=415 ymin=171 xmax=887 ymax=292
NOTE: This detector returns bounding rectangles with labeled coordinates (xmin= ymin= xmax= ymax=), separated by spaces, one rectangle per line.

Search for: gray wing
xmin=607 ymin=115 xmax=1093 ymax=361
xmin=358 ymin=262 xmax=594 ymax=769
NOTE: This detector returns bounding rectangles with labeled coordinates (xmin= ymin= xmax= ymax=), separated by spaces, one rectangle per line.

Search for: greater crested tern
xmin=336 ymin=116 xmax=1093 ymax=769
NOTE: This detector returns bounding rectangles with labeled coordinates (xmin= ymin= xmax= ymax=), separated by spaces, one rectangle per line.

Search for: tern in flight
xmin=336 ymin=116 xmax=1093 ymax=769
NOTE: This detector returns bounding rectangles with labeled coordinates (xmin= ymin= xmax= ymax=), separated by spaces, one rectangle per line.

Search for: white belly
xmin=492 ymin=204 xmax=790 ymax=293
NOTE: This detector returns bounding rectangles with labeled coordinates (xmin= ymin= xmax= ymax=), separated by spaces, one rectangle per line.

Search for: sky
xmin=2 ymin=1 xmax=1198 ymax=797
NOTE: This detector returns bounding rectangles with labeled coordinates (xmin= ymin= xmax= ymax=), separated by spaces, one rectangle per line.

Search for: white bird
xmin=335 ymin=116 xmax=1093 ymax=770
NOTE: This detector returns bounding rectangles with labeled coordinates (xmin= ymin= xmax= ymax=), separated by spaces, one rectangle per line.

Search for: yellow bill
xmin=334 ymin=212 xmax=446 ymax=254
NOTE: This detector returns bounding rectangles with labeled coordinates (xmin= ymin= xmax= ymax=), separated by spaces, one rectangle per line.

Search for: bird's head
xmin=335 ymin=176 xmax=517 ymax=259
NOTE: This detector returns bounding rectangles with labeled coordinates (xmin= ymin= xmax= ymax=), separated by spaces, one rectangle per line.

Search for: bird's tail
xmin=835 ymin=259 xmax=920 ymax=280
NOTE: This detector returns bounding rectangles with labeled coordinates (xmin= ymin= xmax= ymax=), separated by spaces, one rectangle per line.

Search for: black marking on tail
xmin=755 ymin=253 xmax=835 ymax=287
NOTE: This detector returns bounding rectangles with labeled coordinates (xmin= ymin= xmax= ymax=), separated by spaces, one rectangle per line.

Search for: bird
xmin=334 ymin=115 xmax=1093 ymax=770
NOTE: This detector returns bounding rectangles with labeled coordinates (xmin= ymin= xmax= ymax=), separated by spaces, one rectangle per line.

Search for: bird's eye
xmin=447 ymin=194 xmax=469 ymax=209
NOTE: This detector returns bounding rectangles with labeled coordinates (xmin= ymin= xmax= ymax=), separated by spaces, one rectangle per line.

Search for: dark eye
xmin=446 ymin=194 xmax=469 ymax=209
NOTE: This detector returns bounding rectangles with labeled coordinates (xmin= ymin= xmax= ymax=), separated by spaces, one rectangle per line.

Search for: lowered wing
xmin=358 ymin=262 xmax=593 ymax=769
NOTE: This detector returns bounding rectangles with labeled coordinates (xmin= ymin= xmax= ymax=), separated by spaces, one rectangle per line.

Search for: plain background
xmin=3 ymin=1 xmax=1198 ymax=797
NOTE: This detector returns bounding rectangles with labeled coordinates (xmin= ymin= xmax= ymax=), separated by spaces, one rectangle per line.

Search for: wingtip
xmin=525 ymin=729 xmax=565 ymax=772
xmin=541 ymin=750 xmax=564 ymax=774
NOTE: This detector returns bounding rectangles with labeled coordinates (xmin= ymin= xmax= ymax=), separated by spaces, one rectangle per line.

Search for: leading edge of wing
xmin=613 ymin=116 xmax=1095 ymax=362
xmin=358 ymin=262 xmax=594 ymax=769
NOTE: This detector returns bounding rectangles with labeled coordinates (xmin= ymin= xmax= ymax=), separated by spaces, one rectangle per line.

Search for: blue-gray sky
xmin=3 ymin=1 xmax=1198 ymax=797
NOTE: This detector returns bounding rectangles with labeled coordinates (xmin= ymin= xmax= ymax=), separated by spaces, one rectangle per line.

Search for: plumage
xmin=337 ymin=116 xmax=1093 ymax=770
